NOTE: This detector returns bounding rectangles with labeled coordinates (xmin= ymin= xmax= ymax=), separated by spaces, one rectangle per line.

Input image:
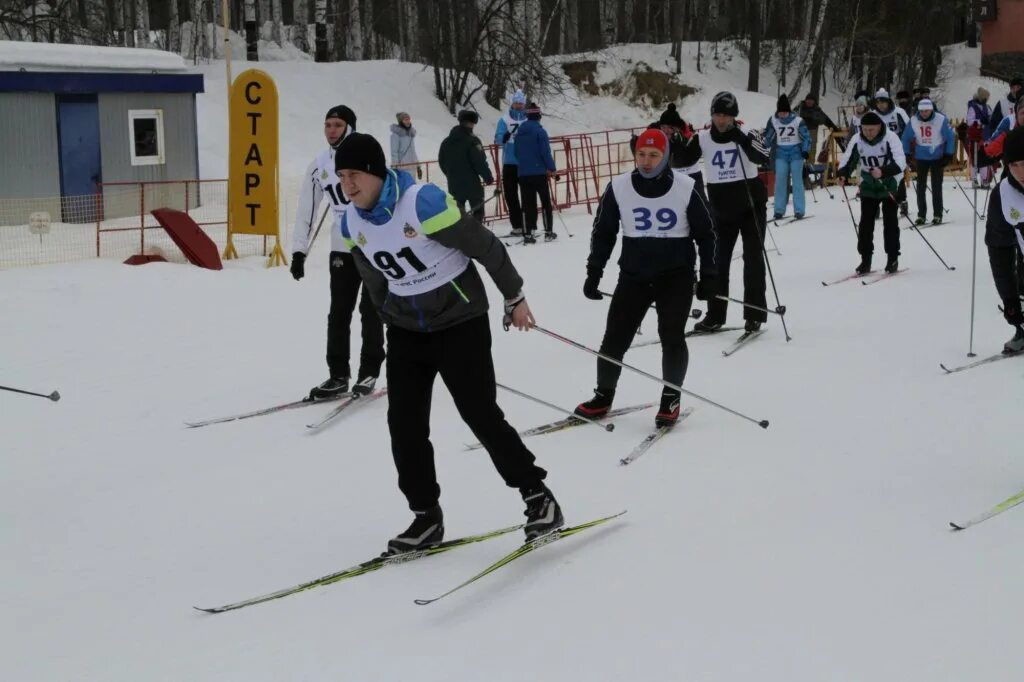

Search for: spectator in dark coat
xmin=438 ymin=110 xmax=495 ymax=222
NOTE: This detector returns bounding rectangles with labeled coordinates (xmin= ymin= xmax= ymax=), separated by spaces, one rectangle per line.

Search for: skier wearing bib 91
xmin=574 ymin=128 xmax=717 ymax=428
xmin=985 ymin=126 xmax=1024 ymax=354
xmin=334 ymin=132 xmax=563 ymax=554
xmin=763 ymin=93 xmax=812 ymax=220
xmin=677 ymin=91 xmax=771 ymax=334
xmin=837 ymin=111 xmax=908 ymax=275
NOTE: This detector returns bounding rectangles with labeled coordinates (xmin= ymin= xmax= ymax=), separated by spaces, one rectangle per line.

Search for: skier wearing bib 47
xmin=901 ymin=98 xmax=955 ymax=225
xmin=334 ymin=133 xmax=562 ymax=553
xmin=678 ymin=91 xmax=770 ymax=333
xmin=574 ymin=129 xmax=717 ymax=428
xmin=838 ymin=111 xmax=908 ymax=274
xmin=763 ymin=94 xmax=812 ymax=220
xmin=985 ymin=126 xmax=1024 ymax=354
xmin=290 ymin=105 xmax=385 ymax=401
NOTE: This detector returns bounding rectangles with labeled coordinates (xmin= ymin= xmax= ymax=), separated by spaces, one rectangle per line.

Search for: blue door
xmin=56 ymin=95 xmax=102 ymax=222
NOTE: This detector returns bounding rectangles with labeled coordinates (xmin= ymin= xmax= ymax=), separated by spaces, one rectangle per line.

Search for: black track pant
xmin=858 ymin=196 xmax=901 ymax=258
xmin=519 ymin=174 xmax=553 ymax=234
xmin=595 ymin=269 xmax=693 ymax=395
xmin=501 ymin=164 xmax=523 ymax=231
xmin=706 ymin=210 xmax=768 ymax=324
xmin=386 ymin=314 xmax=547 ymax=512
xmin=328 ymin=251 xmax=386 ymax=380
xmin=453 ymin=191 xmax=485 ymax=223
xmin=989 ymin=244 xmax=1024 ymax=324
xmin=915 ymin=160 xmax=945 ymax=219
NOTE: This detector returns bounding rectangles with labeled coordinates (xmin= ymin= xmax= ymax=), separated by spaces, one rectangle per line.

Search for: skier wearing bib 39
xmin=678 ymin=91 xmax=770 ymax=333
xmin=574 ymin=128 xmax=717 ymax=428
xmin=985 ymin=126 xmax=1024 ymax=354
xmin=334 ymin=132 xmax=563 ymax=553
xmin=763 ymin=93 xmax=812 ymax=220
xmin=837 ymin=111 xmax=908 ymax=274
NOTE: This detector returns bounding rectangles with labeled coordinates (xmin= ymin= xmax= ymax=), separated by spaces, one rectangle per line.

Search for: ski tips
xmin=604 ymin=424 xmax=615 ymax=432
xmin=413 ymin=598 xmax=434 ymax=606
xmin=49 ymin=390 xmax=60 ymax=402
xmin=758 ymin=420 xmax=770 ymax=429
xmin=949 ymin=522 xmax=966 ymax=531
xmin=193 ymin=605 xmax=219 ymax=614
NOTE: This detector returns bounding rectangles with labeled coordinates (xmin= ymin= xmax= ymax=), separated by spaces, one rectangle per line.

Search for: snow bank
xmin=0 ymin=39 xmax=187 ymax=72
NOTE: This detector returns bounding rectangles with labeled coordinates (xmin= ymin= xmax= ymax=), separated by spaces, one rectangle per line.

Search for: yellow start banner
xmin=227 ymin=69 xmax=281 ymax=255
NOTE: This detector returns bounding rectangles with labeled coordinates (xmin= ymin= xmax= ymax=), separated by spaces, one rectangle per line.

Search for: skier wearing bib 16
xmin=573 ymin=129 xmax=717 ymax=428
xmin=901 ymin=98 xmax=955 ymax=225
xmin=678 ymin=91 xmax=770 ymax=334
xmin=837 ymin=111 xmax=908 ymax=275
xmin=763 ymin=94 xmax=812 ymax=220
xmin=290 ymin=105 xmax=385 ymax=401
xmin=984 ymin=126 xmax=1024 ymax=354
xmin=334 ymin=132 xmax=563 ymax=553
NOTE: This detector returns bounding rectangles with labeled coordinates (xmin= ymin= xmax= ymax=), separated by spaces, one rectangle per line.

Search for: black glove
xmin=725 ymin=125 xmax=749 ymax=146
xmin=801 ymin=150 xmax=809 ymax=160
xmin=942 ymin=154 xmax=954 ymax=167
xmin=502 ymin=131 xmax=512 ymax=144
xmin=417 ymin=167 xmax=423 ymax=180
xmin=484 ymin=177 xmax=494 ymax=186
xmin=583 ymin=268 xmax=603 ymax=300
xmin=290 ymin=252 xmax=306 ymax=281
xmin=695 ymin=272 xmax=716 ymax=302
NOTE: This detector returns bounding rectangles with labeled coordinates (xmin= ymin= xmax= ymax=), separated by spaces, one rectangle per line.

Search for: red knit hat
xmin=635 ymin=129 xmax=668 ymax=154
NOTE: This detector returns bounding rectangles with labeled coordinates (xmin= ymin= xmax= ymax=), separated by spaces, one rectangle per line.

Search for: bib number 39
xmin=373 ymin=246 xmax=428 ymax=280
xmin=632 ymin=207 xmax=678 ymax=231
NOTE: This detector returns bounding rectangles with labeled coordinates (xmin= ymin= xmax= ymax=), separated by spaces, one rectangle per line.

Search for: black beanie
xmin=334 ymin=132 xmax=387 ymax=180
xmin=658 ymin=102 xmax=685 ymax=128
xmin=1004 ymin=126 xmax=1024 ymax=164
xmin=710 ymin=91 xmax=739 ymax=116
xmin=776 ymin=94 xmax=791 ymax=113
xmin=1011 ymin=76 xmax=1023 ymax=88
xmin=458 ymin=109 xmax=479 ymax=125
xmin=526 ymin=102 xmax=542 ymax=120
xmin=860 ymin=111 xmax=883 ymax=127
xmin=325 ymin=104 xmax=357 ymax=131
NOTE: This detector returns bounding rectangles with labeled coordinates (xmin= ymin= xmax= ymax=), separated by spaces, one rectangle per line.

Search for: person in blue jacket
xmin=513 ymin=102 xmax=557 ymax=244
xmin=494 ymin=90 xmax=528 ymax=235
xmin=900 ymin=98 xmax=955 ymax=225
xmin=763 ymin=94 xmax=812 ymax=220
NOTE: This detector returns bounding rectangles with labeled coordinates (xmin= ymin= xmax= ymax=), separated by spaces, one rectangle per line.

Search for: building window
xmin=128 ymin=109 xmax=165 ymax=166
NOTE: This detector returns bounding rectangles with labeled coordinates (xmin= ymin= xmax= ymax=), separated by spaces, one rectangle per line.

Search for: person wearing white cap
xmin=900 ymin=98 xmax=955 ymax=225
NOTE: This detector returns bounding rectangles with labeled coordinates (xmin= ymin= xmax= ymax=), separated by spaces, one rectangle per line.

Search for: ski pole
xmin=952 ymin=175 xmax=984 ymax=219
xmin=839 ymin=182 xmax=860 ymax=239
xmin=305 ymin=202 xmax=332 ymax=253
xmin=968 ymin=145 xmax=979 ymax=357
xmin=496 ymin=382 xmax=613 ymax=433
xmin=734 ymin=248 xmax=777 ymax=261
xmin=531 ymin=325 xmax=770 ymax=429
xmin=765 ymin=219 xmax=782 ymax=255
xmin=0 ymin=384 xmax=60 ymax=401
xmin=597 ymin=290 xmax=701 ymax=318
xmin=714 ymin=295 xmax=786 ymax=317
xmin=887 ymin=191 xmax=956 ymax=271
xmin=554 ymin=204 xmax=574 ymax=238
xmin=735 ymin=142 xmax=792 ymax=342
xmin=470 ymin=187 xmax=503 ymax=216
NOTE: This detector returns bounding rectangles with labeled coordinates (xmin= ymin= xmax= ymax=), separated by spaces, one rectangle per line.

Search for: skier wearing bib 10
xmin=837 ymin=111 xmax=908 ymax=275
xmin=334 ymin=132 xmax=563 ymax=554
xmin=573 ymin=128 xmax=717 ymax=428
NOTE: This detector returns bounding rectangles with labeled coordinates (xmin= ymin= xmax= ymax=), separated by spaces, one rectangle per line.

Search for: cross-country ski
xmin=619 ymin=407 xmax=695 ymax=465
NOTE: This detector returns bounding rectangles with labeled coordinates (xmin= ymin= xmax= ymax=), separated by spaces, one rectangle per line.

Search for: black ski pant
xmin=705 ymin=209 xmax=768 ymax=325
xmin=501 ymin=164 xmax=524 ymax=232
xmin=988 ymin=244 xmax=1024 ymax=325
xmin=518 ymin=174 xmax=553 ymax=235
xmin=453 ymin=190 xmax=485 ymax=223
xmin=386 ymin=314 xmax=547 ymax=512
xmin=595 ymin=269 xmax=692 ymax=396
xmin=328 ymin=251 xmax=386 ymax=380
xmin=858 ymin=195 xmax=901 ymax=259
xmin=914 ymin=160 xmax=944 ymax=219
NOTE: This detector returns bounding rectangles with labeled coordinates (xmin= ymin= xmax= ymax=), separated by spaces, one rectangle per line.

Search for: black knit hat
xmin=1004 ymin=126 xmax=1024 ymax=164
xmin=860 ymin=111 xmax=883 ymax=127
xmin=526 ymin=102 xmax=542 ymax=120
xmin=1011 ymin=76 xmax=1023 ymax=88
xmin=710 ymin=91 xmax=738 ymax=116
xmin=334 ymin=132 xmax=387 ymax=180
xmin=896 ymin=90 xmax=911 ymax=100
xmin=658 ymin=102 xmax=685 ymax=128
xmin=458 ymin=109 xmax=479 ymax=125
xmin=776 ymin=93 xmax=791 ymax=113
xmin=325 ymin=104 xmax=357 ymax=131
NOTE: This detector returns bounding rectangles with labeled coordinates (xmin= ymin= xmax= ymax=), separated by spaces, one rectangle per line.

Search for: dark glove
xmin=554 ymin=173 xmax=561 ymax=182
xmin=417 ymin=167 xmax=423 ymax=180
xmin=502 ymin=131 xmax=512 ymax=144
xmin=695 ymin=272 xmax=716 ymax=302
xmin=801 ymin=150 xmax=809 ymax=160
xmin=583 ymin=268 xmax=603 ymax=300
xmin=942 ymin=154 xmax=954 ymax=167
xmin=484 ymin=177 xmax=494 ymax=186
xmin=290 ymin=252 xmax=306 ymax=281
xmin=1004 ymin=302 xmax=1024 ymax=326
xmin=726 ymin=125 xmax=749 ymax=146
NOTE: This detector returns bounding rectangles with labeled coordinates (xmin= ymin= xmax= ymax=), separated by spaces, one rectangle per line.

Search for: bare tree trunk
xmin=747 ymin=0 xmax=760 ymax=92
xmin=314 ymin=0 xmax=328 ymax=61
xmin=349 ymin=0 xmax=363 ymax=61
xmin=270 ymin=0 xmax=282 ymax=45
xmin=787 ymin=0 xmax=828 ymax=100
xmin=124 ymin=0 xmax=135 ymax=45
xmin=134 ymin=0 xmax=148 ymax=46
xmin=671 ymin=0 xmax=682 ymax=73
xmin=168 ymin=0 xmax=180 ymax=52
xmin=292 ymin=0 xmax=309 ymax=52
xmin=244 ymin=0 xmax=258 ymax=59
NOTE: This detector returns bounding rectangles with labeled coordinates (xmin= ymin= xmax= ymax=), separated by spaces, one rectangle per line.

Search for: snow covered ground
xmin=3 ymin=179 xmax=1023 ymax=680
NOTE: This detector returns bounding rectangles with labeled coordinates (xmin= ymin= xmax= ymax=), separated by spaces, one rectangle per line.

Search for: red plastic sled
xmin=150 ymin=208 xmax=223 ymax=271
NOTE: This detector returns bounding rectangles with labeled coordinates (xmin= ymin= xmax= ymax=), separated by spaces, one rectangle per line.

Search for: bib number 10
xmin=632 ymin=207 xmax=678 ymax=231
xmin=373 ymin=246 xmax=428 ymax=280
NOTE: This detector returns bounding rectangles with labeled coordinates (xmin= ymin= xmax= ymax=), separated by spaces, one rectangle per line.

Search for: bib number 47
xmin=711 ymin=149 xmax=739 ymax=171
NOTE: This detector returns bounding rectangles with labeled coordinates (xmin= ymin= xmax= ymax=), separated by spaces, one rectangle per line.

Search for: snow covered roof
xmin=0 ymin=40 xmax=188 ymax=73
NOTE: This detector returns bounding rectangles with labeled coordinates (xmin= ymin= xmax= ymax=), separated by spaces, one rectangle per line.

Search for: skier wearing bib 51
xmin=574 ymin=128 xmax=717 ymax=428
xmin=334 ymin=132 xmax=563 ymax=554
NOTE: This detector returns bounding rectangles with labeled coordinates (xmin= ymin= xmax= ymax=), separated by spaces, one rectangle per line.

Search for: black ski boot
xmin=692 ymin=319 xmax=724 ymax=333
xmin=915 ymin=216 xmax=927 ymax=226
xmin=309 ymin=377 xmax=349 ymax=401
xmin=386 ymin=505 xmax=444 ymax=555
xmin=575 ymin=388 xmax=614 ymax=419
xmin=521 ymin=484 xmax=564 ymax=541
xmin=745 ymin=320 xmax=763 ymax=333
xmin=855 ymin=256 xmax=872 ymax=275
xmin=931 ymin=216 xmax=942 ymax=226
xmin=1005 ymin=326 xmax=1024 ymax=354
xmin=544 ymin=231 xmax=557 ymax=242
xmin=510 ymin=227 xmax=524 ymax=237
xmin=351 ymin=375 xmax=377 ymax=397
xmin=523 ymin=232 xmax=537 ymax=244
xmin=885 ymin=255 xmax=899 ymax=274
xmin=655 ymin=388 xmax=681 ymax=428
